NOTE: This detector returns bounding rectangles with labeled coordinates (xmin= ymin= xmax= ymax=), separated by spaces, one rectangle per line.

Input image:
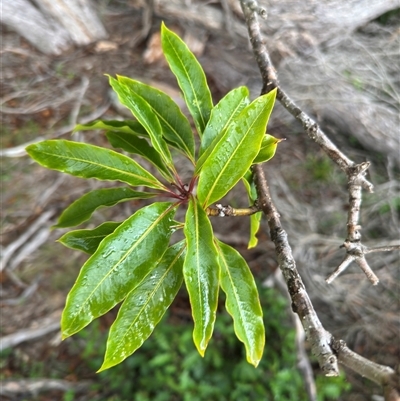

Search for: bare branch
xmin=365 ymin=245 xmax=400 ymax=254
xmin=239 ymin=0 xmax=398 ymax=285
xmin=325 ymin=254 xmax=354 ymax=284
xmin=252 ymin=164 xmax=339 ymax=376
xmin=1 ymin=209 xmax=56 ymax=272
xmin=239 ymin=0 xmax=399 ymax=395
xmin=0 ymin=310 xmax=62 ymax=350
xmin=326 ymin=241 xmax=380 ymax=285
xmin=332 ymin=339 xmax=400 ymax=400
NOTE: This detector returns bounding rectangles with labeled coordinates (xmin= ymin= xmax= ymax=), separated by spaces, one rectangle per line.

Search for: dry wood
xmin=0 ymin=310 xmax=62 ymax=350
xmin=2 ymin=378 xmax=91 ymax=397
xmin=1 ymin=0 xmax=107 ymax=55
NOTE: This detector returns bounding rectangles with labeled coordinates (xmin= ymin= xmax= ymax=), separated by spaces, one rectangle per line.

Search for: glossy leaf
xmin=117 ymin=77 xmax=195 ymax=162
xmin=183 ymin=197 xmax=219 ymax=356
xmin=61 ymin=202 xmax=176 ymax=338
xmin=58 ymin=222 xmax=122 ymax=254
xmin=253 ymin=134 xmax=281 ymax=164
xmin=216 ymin=240 xmax=265 ymax=367
xmin=197 ymin=89 xmax=277 ymax=207
xmin=161 ymin=23 xmax=213 ymax=135
xmin=108 ymin=76 xmax=175 ymax=173
xmin=26 ymin=140 xmax=165 ymax=190
xmin=242 ymin=171 xmax=261 ymax=248
xmin=74 ymin=120 xmax=149 ymax=137
xmin=55 ymin=187 xmax=157 ymax=228
xmin=99 ymin=241 xmax=186 ymax=371
xmin=248 ymin=213 xmax=262 ymax=248
xmin=106 ymin=131 xmax=173 ymax=180
xmin=199 ymin=87 xmax=250 ymax=157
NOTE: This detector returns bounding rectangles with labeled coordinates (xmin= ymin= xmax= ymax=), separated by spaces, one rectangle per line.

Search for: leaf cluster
xmin=26 ymin=23 xmax=279 ymax=371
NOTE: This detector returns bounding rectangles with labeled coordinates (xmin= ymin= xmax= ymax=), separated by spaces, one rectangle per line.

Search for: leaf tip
xmin=96 ymin=363 xmax=108 ymax=373
xmin=247 ymin=240 xmax=258 ymax=249
xmin=60 ymin=331 xmax=70 ymax=341
xmin=247 ymin=356 xmax=261 ymax=368
xmin=193 ymin=335 xmax=209 ymax=358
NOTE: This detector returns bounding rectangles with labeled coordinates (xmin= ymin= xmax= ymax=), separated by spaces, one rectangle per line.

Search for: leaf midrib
xmin=219 ymin=249 xmax=253 ymax=348
xmin=38 ymin=148 xmax=162 ymax=188
xmin=119 ymin=90 xmax=173 ymax=168
xmin=67 ymin=204 xmax=175 ymax=331
xmin=114 ymin=245 xmax=185 ymax=353
xmin=165 ymin=33 xmax=206 ymax=132
xmin=202 ymin=105 xmax=265 ymax=207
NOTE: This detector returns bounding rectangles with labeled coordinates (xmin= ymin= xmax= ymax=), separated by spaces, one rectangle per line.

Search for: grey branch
xmin=252 ymin=164 xmax=339 ymax=376
xmin=239 ymin=0 xmax=398 ymax=285
xmin=332 ymin=340 xmax=400 ymax=400
xmin=240 ymin=0 xmax=399 ymax=396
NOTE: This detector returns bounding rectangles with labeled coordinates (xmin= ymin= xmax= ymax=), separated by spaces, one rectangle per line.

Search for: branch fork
xmin=240 ymin=0 xmax=400 ymax=397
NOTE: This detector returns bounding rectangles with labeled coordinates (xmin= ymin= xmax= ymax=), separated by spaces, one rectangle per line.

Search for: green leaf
xmin=61 ymin=202 xmax=177 ymax=338
xmin=74 ymin=120 xmax=149 ymax=137
xmin=199 ymin=87 xmax=250 ymax=157
xmin=99 ymin=241 xmax=186 ymax=371
xmin=248 ymin=213 xmax=262 ymax=249
xmin=108 ymin=76 xmax=175 ymax=173
xmin=253 ymin=134 xmax=281 ymax=164
xmin=26 ymin=140 xmax=165 ymax=190
xmin=197 ymin=89 xmax=276 ymax=207
xmin=54 ymin=187 xmax=157 ymax=228
xmin=106 ymin=131 xmax=173 ymax=181
xmin=216 ymin=240 xmax=265 ymax=367
xmin=242 ymin=171 xmax=261 ymax=248
xmin=161 ymin=22 xmax=213 ymax=135
xmin=183 ymin=197 xmax=219 ymax=356
xmin=58 ymin=221 xmax=122 ymax=254
xmin=116 ymin=77 xmax=195 ymax=163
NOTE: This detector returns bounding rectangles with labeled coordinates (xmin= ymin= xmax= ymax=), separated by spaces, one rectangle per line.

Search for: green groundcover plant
xmin=26 ymin=23 xmax=281 ymax=371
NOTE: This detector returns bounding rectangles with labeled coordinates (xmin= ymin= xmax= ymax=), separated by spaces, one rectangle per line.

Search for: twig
xmin=0 ymin=100 xmax=110 ymax=157
xmin=68 ymin=75 xmax=90 ymax=131
xmin=0 ymin=309 xmax=62 ymax=350
xmin=1 ymin=209 xmax=56 ymax=272
xmin=9 ymin=227 xmax=51 ymax=271
xmin=252 ymin=164 xmax=339 ymax=376
xmin=206 ymin=203 xmax=259 ymax=217
xmin=364 ymin=245 xmax=400 ymax=254
xmin=239 ymin=0 xmax=397 ymax=285
xmin=332 ymin=339 xmax=400 ymax=400
xmin=1 ymin=280 xmax=39 ymax=306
